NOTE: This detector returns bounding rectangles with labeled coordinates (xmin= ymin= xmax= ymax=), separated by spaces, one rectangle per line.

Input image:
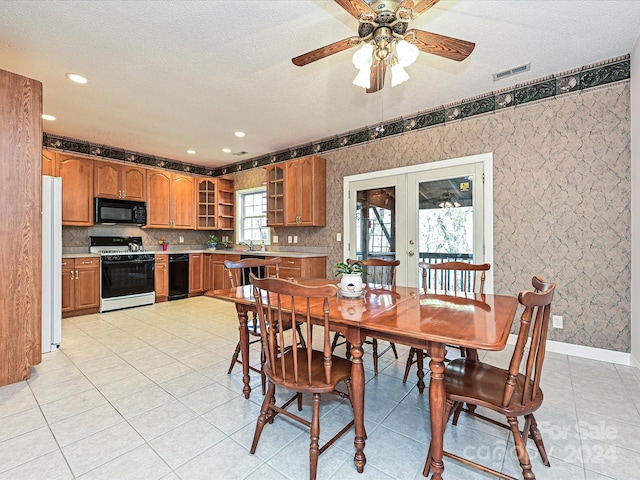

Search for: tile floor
xmin=1 ymin=296 xmax=639 ymax=480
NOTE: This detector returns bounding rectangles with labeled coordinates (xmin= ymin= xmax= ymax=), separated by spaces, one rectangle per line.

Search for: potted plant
xmin=159 ymin=236 xmax=168 ymax=251
xmin=207 ymin=234 xmax=218 ymax=249
xmin=334 ymin=259 xmax=365 ymax=297
xmin=221 ymin=240 xmax=233 ymax=250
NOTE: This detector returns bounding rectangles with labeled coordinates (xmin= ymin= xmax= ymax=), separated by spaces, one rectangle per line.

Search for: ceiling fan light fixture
xmin=353 ymin=67 xmax=371 ymax=89
xmin=396 ymin=40 xmax=419 ymax=67
xmin=352 ymin=43 xmax=374 ymax=88
xmin=391 ymin=60 xmax=410 ymax=87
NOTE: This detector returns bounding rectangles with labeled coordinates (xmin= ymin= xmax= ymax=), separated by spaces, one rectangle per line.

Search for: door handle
xmin=408 ymin=250 xmax=415 ymax=256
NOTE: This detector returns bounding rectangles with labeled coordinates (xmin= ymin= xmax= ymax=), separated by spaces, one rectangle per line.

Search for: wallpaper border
xmin=43 ymin=55 xmax=630 ymax=177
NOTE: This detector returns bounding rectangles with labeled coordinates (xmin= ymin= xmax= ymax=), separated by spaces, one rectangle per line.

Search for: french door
xmin=344 ymin=153 xmax=493 ymax=290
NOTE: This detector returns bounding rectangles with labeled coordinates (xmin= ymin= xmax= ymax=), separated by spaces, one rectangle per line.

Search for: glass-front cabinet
xmin=266 ymin=165 xmax=285 ymax=226
xmin=197 ymin=179 xmax=217 ymax=229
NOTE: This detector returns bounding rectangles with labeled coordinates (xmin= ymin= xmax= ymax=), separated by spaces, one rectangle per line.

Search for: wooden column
xmin=0 ymin=68 xmax=43 ymax=386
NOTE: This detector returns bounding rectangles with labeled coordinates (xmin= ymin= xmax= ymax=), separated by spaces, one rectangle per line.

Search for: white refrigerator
xmin=42 ymin=176 xmax=62 ymax=353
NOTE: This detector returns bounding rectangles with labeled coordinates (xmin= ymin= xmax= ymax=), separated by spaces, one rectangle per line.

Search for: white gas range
xmin=90 ymin=236 xmax=156 ymax=312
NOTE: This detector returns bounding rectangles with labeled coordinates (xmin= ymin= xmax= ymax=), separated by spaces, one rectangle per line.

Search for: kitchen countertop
xmin=156 ymin=249 xmax=327 ymax=258
xmin=62 ymin=250 xmax=326 ymax=259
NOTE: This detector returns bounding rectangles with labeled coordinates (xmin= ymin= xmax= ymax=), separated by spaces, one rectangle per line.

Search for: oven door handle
xmin=101 ymin=258 xmax=155 ymax=266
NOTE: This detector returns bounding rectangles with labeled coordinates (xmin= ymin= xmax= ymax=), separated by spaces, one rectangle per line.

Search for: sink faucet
xmin=239 ymin=240 xmax=254 ymax=251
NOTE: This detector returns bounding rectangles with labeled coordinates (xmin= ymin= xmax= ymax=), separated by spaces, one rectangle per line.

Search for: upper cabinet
xmin=94 ymin=160 xmax=146 ymax=201
xmin=196 ymin=178 xmax=217 ymax=230
xmin=58 ymin=154 xmax=94 ymax=226
xmin=147 ymin=170 xmax=195 ymax=229
xmin=216 ymin=178 xmax=235 ymax=231
xmin=266 ymin=165 xmax=285 ymax=226
xmin=42 ymin=149 xmax=57 ymax=176
xmin=266 ymin=155 xmax=326 ymax=227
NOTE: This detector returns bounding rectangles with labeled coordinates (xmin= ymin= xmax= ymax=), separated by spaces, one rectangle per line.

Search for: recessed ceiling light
xmin=222 ymin=148 xmax=231 ymax=153
xmin=234 ymin=131 xmax=245 ymax=138
xmin=41 ymin=114 xmax=56 ymax=121
xmin=186 ymin=149 xmax=196 ymax=155
xmin=66 ymin=73 xmax=88 ymax=84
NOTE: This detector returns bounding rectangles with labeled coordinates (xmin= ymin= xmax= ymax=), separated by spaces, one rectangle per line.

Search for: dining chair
xmin=249 ymin=274 xmax=355 ymax=480
xmin=331 ymin=258 xmax=400 ymax=376
xmin=423 ymin=275 xmax=556 ymax=480
xmin=225 ymin=257 xmax=285 ymax=395
xmin=403 ymin=261 xmax=491 ymax=385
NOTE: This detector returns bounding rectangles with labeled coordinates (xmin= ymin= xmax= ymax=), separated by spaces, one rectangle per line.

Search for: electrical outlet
xmin=336 ymin=233 xmax=342 ymax=242
xmin=179 ymin=236 xmax=184 ymax=244
xmin=293 ymin=236 xmax=298 ymax=244
xmin=272 ymin=235 xmax=278 ymax=243
xmin=287 ymin=236 xmax=292 ymax=244
xmin=552 ymin=315 xmax=563 ymax=329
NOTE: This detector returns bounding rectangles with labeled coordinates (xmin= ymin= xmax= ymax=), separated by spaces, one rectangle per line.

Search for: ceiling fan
xmin=292 ymin=0 xmax=475 ymax=93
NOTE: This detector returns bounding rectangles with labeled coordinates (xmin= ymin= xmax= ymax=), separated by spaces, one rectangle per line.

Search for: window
xmin=236 ymin=187 xmax=270 ymax=245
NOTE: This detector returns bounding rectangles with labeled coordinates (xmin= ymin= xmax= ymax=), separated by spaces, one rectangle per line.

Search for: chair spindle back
xmin=250 ymin=274 xmax=338 ymax=388
xmin=359 ymin=258 xmax=400 ymax=288
xmin=420 ymin=261 xmax=490 ymax=294
xmin=225 ymin=257 xmax=282 ymax=287
xmin=503 ymin=276 xmax=555 ymax=408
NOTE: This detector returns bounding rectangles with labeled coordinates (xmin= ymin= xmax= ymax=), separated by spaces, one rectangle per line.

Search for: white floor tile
xmin=0 ymin=297 xmax=637 ymax=479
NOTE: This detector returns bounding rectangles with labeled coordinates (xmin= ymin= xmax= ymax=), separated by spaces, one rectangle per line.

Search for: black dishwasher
xmin=168 ymin=253 xmax=190 ymax=300
xmin=240 ymin=254 xmax=266 ymax=283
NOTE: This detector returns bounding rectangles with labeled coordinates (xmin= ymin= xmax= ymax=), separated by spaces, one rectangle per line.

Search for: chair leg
xmin=451 ymin=401 xmax=464 ymax=425
xmin=227 ymin=341 xmax=241 ymax=374
xmin=251 ymin=381 xmax=275 ymax=454
xmin=260 ymin=346 xmax=266 ymax=395
xmin=390 ymin=342 xmax=398 ymax=359
xmin=528 ymin=414 xmax=550 ymax=467
xmin=372 ymin=338 xmax=379 ymax=376
xmin=507 ymin=416 xmax=535 ymax=480
xmin=296 ymin=323 xmax=307 ymax=348
xmin=330 ymin=332 xmax=342 ymax=354
xmin=309 ymin=393 xmax=321 ymax=480
xmin=403 ymin=347 xmax=416 ymax=384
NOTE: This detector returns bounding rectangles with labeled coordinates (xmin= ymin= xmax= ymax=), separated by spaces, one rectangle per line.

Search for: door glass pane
xmin=355 ymin=187 xmax=396 ymax=262
xmin=417 ymin=176 xmax=474 ymax=288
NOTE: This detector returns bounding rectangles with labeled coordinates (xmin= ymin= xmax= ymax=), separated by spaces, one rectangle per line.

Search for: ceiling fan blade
xmin=405 ymin=29 xmax=475 ymax=61
xmin=334 ymin=0 xmax=373 ymax=20
xmin=398 ymin=0 xmax=440 ymax=17
xmin=366 ymin=62 xmax=387 ymax=94
xmin=292 ymin=36 xmax=362 ymax=66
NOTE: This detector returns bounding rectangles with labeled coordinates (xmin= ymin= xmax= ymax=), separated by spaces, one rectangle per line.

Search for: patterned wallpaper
xmin=233 ymin=83 xmax=631 ymax=353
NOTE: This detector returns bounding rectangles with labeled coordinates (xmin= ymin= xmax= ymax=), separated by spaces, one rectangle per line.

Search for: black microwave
xmin=95 ymin=197 xmax=147 ymax=225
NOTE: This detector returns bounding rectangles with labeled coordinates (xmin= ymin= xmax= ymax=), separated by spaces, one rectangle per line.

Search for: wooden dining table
xmin=206 ymin=282 xmax=519 ymax=480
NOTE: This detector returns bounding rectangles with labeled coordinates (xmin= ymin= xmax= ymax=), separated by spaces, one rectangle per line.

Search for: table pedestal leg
xmin=235 ymin=305 xmax=252 ymax=399
xmin=348 ymin=330 xmax=366 ymax=473
xmin=427 ymin=342 xmax=446 ymax=480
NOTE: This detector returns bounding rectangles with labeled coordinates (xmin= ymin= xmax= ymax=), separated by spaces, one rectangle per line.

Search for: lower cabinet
xmin=210 ymin=253 xmax=241 ymax=290
xmin=189 ymin=253 xmax=203 ymax=295
xmin=267 ymin=257 xmax=326 ymax=280
xmin=155 ymin=254 xmax=169 ymax=302
xmin=62 ymin=257 xmax=100 ymax=317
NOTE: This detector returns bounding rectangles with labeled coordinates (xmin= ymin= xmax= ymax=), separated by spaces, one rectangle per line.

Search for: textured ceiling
xmin=1 ymin=0 xmax=639 ymax=168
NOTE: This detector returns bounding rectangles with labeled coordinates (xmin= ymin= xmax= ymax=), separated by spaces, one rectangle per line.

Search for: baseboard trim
xmin=507 ymin=335 xmax=633 ymax=366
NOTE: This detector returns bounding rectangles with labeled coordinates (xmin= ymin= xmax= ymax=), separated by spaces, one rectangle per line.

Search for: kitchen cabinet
xmin=216 ymin=178 xmax=235 ymax=230
xmin=42 ymin=149 xmax=57 ymax=176
xmin=94 ymin=160 xmax=146 ymax=201
xmin=211 ymin=253 xmax=241 ymax=290
xmin=58 ymin=154 xmax=94 ymax=226
xmin=155 ymin=254 xmax=169 ymax=302
xmin=189 ymin=253 xmax=203 ymax=295
xmin=61 ymin=257 xmax=100 ymax=317
xmin=147 ymin=170 xmax=195 ymax=229
xmin=197 ymin=179 xmax=217 ymax=229
xmin=266 ymin=257 xmax=326 ymax=280
xmin=266 ymin=155 xmax=326 ymax=227
xmin=266 ymin=164 xmax=285 ymax=226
